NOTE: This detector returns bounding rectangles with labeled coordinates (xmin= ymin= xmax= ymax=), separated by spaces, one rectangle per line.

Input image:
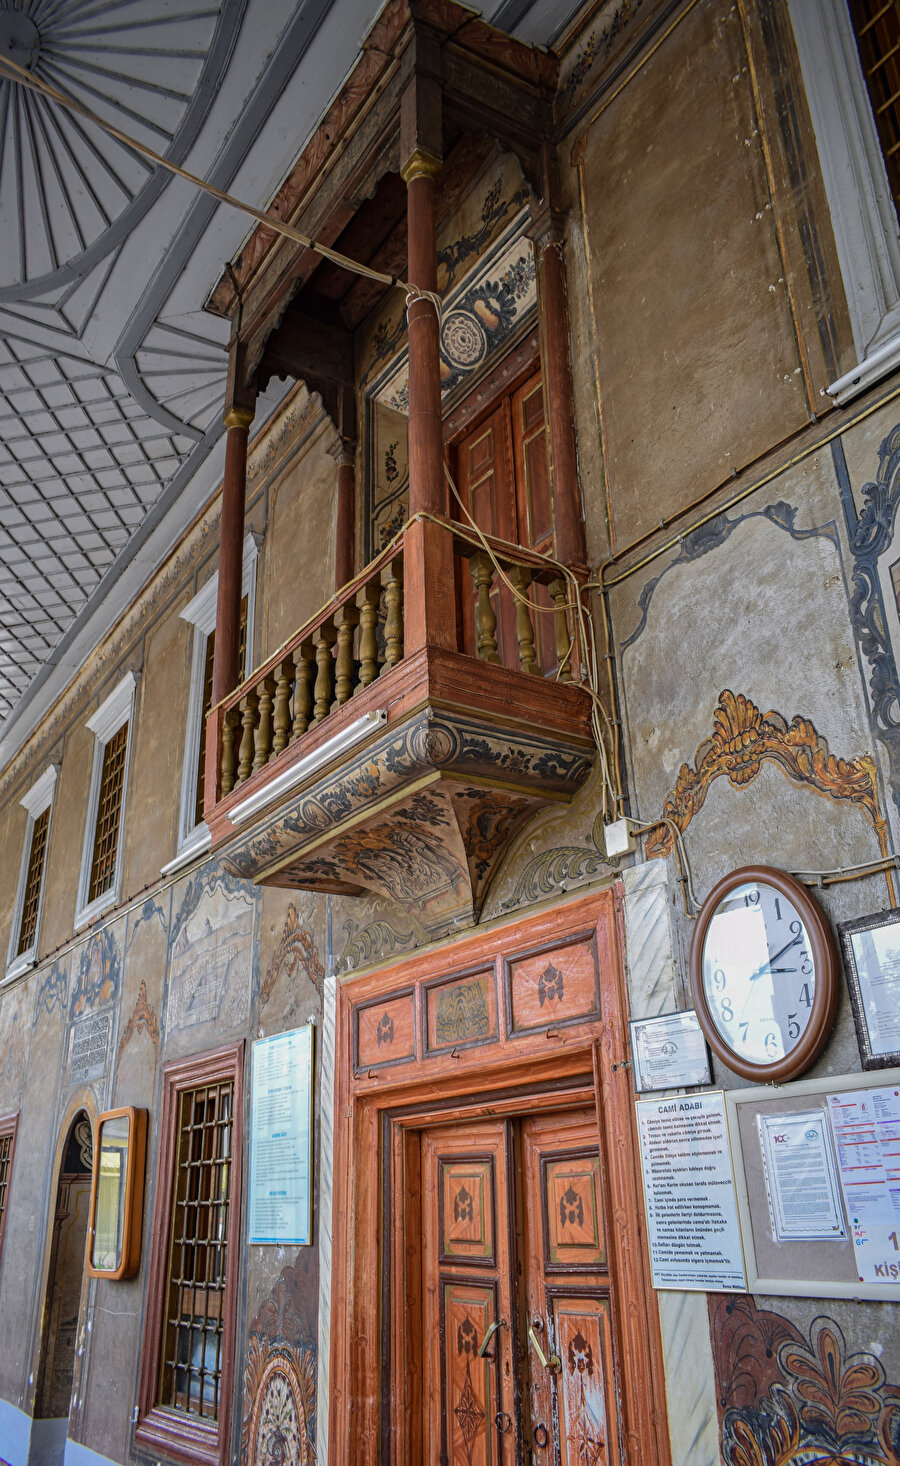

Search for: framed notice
xmin=630 ymin=1010 xmax=712 ymax=1092
xmin=635 ymin=1091 xmax=746 ymax=1291
xmin=838 ymin=908 xmax=900 ymax=1068
xmin=249 ymin=1025 xmax=314 ymax=1246
xmin=724 ymin=1067 xmax=900 ymax=1301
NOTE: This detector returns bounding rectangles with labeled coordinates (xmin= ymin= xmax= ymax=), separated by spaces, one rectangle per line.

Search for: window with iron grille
xmin=6 ymin=765 xmax=57 ymax=980
xmin=136 ymin=1045 xmax=242 ymax=1466
xmin=849 ymin=0 xmax=900 ymax=218
xmin=0 ymin=1114 xmax=18 ymax=1272
xmin=76 ymin=672 xmax=137 ymax=929
xmin=170 ymin=538 xmax=258 ymax=873
xmin=88 ymin=723 xmax=128 ymax=904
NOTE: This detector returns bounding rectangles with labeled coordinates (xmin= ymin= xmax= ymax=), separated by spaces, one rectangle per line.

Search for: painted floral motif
xmin=70 ymin=928 xmax=119 ymax=1017
xmin=711 ymin=1297 xmax=900 ymax=1466
xmin=376 ymin=1012 xmax=394 ymax=1046
xmin=241 ymin=1258 xmax=317 ymax=1466
xmin=117 ymin=979 xmax=160 ymax=1060
xmin=454 ymin=1316 xmax=486 ymax=1462
xmin=259 ymin=903 xmax=324 ymax=1009
xmin=35 ymin=960 xmax=67 ymax=1017
xmin=538 ymin=962 xmax=564 ymax=1006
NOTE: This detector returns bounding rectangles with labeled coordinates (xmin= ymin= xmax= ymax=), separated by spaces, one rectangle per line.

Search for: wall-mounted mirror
xmin=86 ymin=1106 xmax=147 ymax=1280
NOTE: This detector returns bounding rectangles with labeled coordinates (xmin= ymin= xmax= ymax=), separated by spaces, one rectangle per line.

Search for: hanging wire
xmin=0 ymin=53 xmax=413 ymax=296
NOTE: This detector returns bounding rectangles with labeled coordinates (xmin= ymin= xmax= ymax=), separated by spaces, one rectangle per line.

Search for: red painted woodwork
xmin=535 ymin=238 xmax=586 ymax=569
xmin=134 ymin=1043 xmax=243 ymax=1466
xmin=505 ymin=929 xmax=600 ymax=1034
xmin=212 ymin=409 xmax=253 ymax=706
xmin=328 ymin=890 xmax=672 ymax=1466
xmin=424 ymin=968 xmax=497 ymax=1053
xmin=356 ymin=991 xmax=416 ymax=1070
xmin=334 ymin=456 xmax=355 ymax=591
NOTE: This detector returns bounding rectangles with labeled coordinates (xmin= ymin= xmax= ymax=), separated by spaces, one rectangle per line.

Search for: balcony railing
xmin=209 ymin=516 xmax=583 ymax=806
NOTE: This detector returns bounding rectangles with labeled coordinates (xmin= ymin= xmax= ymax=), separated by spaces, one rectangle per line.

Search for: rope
xmin=0 ymin=53 xmax=427 ymax=298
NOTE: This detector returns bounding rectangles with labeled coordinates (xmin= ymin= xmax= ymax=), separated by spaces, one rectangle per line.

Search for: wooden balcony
xmin=205 ymin=518 xmax=595 ymax=937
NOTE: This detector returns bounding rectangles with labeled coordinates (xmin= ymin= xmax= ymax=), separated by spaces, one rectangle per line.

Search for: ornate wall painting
xmin=0 ymin=979 xmax=34 ymax=1105
xmin=842 ymin=421 xmax=900 ymax=825
xmin=355 ymin=990 xmax=416 ymax=1072
xmin=69 ymin=928 xmax=120 ymax=1019
xmin=259 ymin=903 xmax=324 ymax=1011
xmin=34 ymin=958 xmax=68 ymax=1020
xmin=241 ymin=1259 xmax=317 ymax=1466
xmin=504 ymin=932 xmax=600 ymax=1036
xmin=710 ymin=1294 xmax=900 ymax=1466
xmin=165 ymin=865 xmax=254 ymax=1034
xmin=644 ymin=689 xmax=889 ymax=865
xmin=117 ymin=980 xmax=160 ymax=1062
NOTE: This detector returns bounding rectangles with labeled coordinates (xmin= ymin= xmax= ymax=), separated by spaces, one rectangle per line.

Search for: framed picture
xmin=629 ymin=1010 xmax=712 ymax=1092
xmin=86 ymin=1106 xmax=147 ymax=1279
xmin=837 ymin=908 xmax=900 ymax=1069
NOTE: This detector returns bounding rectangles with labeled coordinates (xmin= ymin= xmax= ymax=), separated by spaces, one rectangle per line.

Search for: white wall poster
xmin=827 ymin=1084 xmax=900 ymax=1284
xmin=636 ymin=1091 xmax=746 ymax=1291
xmin=249 ymin=1025 xmax=314 ymax=1245
xmin=757 ymin=1110 xmax=846 ymax=1243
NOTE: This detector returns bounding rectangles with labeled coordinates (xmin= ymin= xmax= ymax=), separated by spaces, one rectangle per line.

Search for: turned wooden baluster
xmin=253 ymin=676 xmax=275 ymax=772
xmin=272 ymin=658 xmax=294 ymax=754
xmin=220 ymin=707 xmax=239 ymax=795
xmin=237 ymin=690 xmax=259 ymax=782
xmin=335 ymin=604 xmax=360 ymax=705
xmin=382 ymin=560 xmax=404 ymax=670
xmin=469 ymin=551 xmax=500 ymax=664
xmin=548 ymin=576 xmax=573 ymax=681
xmin=292 ymin=643 xmax=315 ymax=737
xmin=313 ymin=622 xmax=337 ymax=721
xmin=509 ymin=564 xmax=538 ymax=675
xmin=357 ymin=581 xmax=381 ymax=687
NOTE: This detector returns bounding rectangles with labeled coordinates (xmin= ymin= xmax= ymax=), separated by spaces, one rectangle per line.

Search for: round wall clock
xmin=689 ymin=865 xmax=840 ymax=1082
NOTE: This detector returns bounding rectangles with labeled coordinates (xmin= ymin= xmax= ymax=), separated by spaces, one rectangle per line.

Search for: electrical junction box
xmin=603 ymin=818 xmax=639 ymax=859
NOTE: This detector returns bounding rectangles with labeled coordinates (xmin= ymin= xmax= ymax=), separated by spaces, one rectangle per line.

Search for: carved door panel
xmin=422 ymin=1121 xmax=516 ymax=1465
xmin=420 ymin=1110 xmax=622 ymax=1466
xmin=454 ymin=405 xmax=518 ymax=667
xmin=522 ymin=1113 xmax=621 ymax=1466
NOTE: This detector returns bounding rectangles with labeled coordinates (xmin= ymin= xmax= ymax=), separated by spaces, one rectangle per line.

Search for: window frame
xmin=135 ymin=1042 xmax=243 ymax=1466
xmin=75 ymin=671 xmax=138 ymax=930
xmin=164 ymin=534 xmax=258 ymax=875
xmin=789 ymin=0 xmax=900 ymax=402
xmin=5 ymin=764 xmax=57 ymax=983
xmin=0 ymin=1111 xmax=19 ymax=1273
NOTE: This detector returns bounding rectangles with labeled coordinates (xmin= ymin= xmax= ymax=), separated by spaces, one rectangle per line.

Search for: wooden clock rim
xmin=688 ymin=864 xmax=840 ymax=1083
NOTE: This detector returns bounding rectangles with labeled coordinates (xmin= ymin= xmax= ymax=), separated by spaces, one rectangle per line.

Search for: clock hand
xmin=747 ymin=932 xmax=801 ymax=980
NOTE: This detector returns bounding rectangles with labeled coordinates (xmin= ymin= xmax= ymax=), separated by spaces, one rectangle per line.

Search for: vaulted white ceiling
xmin=0 ymin=0 xmax=581 ymax=765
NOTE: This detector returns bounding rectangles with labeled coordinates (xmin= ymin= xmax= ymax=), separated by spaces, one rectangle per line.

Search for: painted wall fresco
xmin=710 ymin=1294 xmax=900 ymax=1466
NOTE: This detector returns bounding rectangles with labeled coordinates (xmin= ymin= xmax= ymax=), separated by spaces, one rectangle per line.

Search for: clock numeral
xmin=798 ymin=982 xmax=812 ymax=1009
xmin=720 ymin=998 xmax=734 ymax=1022
xmin=712 ymin=968 xmax=726 ymax=992
xmin=800 ymin=951 xmax=813 ymax=976
xmin=744 ymin=889 xmax=760 ymax=907
xmin=764 ymin=1031 xmax=779 ymax=1057
xmin=787 ymin=1013 xmax=800 ymax=1040
xmin=739 ymin=1021 xmax=749 ymax=1043
xmin=774 ymin=898 xmax=782 ymax=921
xmin=789 ymin=919 xmax=803 ymax=938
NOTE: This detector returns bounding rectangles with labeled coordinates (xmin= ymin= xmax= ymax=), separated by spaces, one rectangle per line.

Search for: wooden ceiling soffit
xmin=217 ymin=698 xmax=593 ymax=940
xmin=206 ymin=0 xmax=558 ymax=390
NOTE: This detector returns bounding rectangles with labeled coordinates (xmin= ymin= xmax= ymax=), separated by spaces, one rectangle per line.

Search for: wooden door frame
xmin=328 ymin=887 xmax=672 ymax=1466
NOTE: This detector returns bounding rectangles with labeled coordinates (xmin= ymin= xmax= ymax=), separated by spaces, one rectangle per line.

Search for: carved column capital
xmin=223 ymin=405 xmax=254 ymax=431
xmin=401 ymin=147 xmax=442 ymax=184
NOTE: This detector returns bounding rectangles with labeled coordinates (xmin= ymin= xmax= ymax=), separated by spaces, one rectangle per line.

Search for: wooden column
xmin=402 ymin=146 xmax=456 ymax=654
xmin=534 ymin=218 xmax=586 ymax=569
xmin=212 ymin=404 xmax=254 ymax=704
xmin=334 ymin=446 xmax=356 ymax=592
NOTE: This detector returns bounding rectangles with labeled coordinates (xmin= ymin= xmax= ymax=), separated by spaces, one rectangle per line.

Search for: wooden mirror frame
xmin=86 ymin=1105 xmax=147 ymax=1280
xmin=688 ymin=865 xmax=840 ymax=1083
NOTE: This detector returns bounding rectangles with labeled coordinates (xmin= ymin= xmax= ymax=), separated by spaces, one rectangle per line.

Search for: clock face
xmin=700 ymin=879 xmax=817 ymax=1067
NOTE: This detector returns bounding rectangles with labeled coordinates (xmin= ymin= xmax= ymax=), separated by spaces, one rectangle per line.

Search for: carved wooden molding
xmin=645 ymin=689 xmax=889 ymax=859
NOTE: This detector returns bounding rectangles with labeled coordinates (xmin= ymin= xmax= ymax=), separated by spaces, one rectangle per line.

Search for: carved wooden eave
xmin=204 ymin=0 xmax=559 ymax=404
xmin=208 ymin=650 xmax=594 ymax=939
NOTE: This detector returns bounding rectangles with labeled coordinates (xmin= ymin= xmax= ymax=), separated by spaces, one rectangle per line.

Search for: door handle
xmin=527 ymin=1323 xmax=561 ymax=1373
xmin=478 ymin=1319 xmax=505 ymax=1358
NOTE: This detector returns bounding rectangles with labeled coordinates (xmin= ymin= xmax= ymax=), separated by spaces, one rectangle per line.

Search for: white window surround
xmin=789 ymin=0 xmax=900 ymax=404
xmin=4 ymin=764 xmax=58 ymax=984
xmin=75 ymin=671 xmax=139 ymax=931
xmin=164 ymin=532 xmax=259 ymax=876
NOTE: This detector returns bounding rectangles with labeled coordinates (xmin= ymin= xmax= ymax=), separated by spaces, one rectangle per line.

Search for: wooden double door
xmin=420 ymin=1108 xmax=621 ymax=1466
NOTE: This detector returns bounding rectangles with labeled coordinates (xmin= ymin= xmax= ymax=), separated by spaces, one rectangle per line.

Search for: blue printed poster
xmin=249 ymin=1025 xmax=313 ymax=1245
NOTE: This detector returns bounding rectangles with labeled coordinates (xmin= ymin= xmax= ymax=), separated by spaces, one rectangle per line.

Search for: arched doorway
xmin=32 ymin=1111 xmax=93 ymax=1464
